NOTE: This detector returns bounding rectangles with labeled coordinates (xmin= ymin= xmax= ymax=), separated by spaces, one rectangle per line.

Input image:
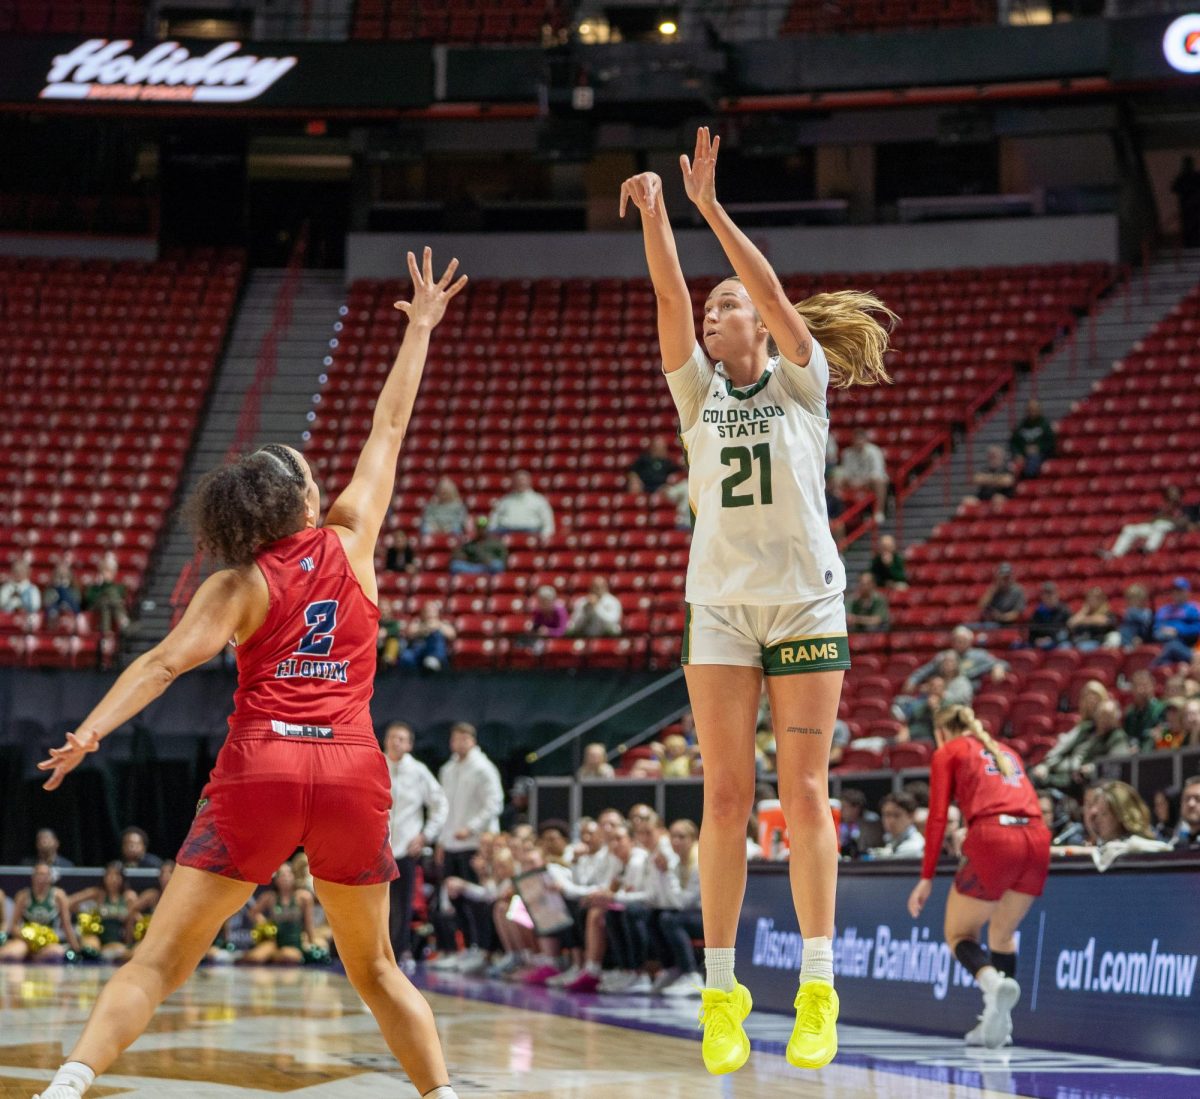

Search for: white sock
xmin=704 ymin=947 xmax=736 ymax=992
xmin=799 ymin=936 xmax=834 ymax=985
xmin=50 ymin=1063 xmax=95 ymax=1095
xmin=423 ymin=1088 xmax=458 ymax=1099
xmin=977 ymin=966 xmax=1001 ymax=994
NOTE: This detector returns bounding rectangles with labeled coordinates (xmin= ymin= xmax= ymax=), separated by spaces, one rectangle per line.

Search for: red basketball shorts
xmin=954 ymin=819 xmax=1051 ymax=902
xmin=178 ymin=722 xmax=398 ymax=887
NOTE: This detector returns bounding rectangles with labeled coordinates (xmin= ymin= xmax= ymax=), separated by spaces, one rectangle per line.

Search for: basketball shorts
xmin=178 ymin=721 xmax=398 ymax=887
xmin=954 ymin=819 xmax=1051 ymax=901
xmin=681 ymin=592 xmax=851 ymax=675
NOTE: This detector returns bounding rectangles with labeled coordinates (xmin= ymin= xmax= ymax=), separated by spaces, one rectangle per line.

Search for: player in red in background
xmin=30 ymin=248 xmax=467 ymax=1099
xmin=907 ymin=703 xmax=1051 ymax=1051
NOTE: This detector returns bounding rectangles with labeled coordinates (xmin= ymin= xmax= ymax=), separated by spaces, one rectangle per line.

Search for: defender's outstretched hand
xmin=393 ymin=247 xmax=468 ymax=328
xmin=38 ymin=728 xmax=100 ymax=791
xmin=619 ymin=172 xmax=664 ymax=218
xmin=680 ymin=126 xmax=720 ymax=211
xmin=907 ymin=878 xmax=932 ymax=919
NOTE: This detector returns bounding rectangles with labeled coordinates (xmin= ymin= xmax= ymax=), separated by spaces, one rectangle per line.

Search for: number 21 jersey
xmin=229 ymin=526 xmax=380 ymax=729
xmin=667 ymin=341 xmax=846 ymax=607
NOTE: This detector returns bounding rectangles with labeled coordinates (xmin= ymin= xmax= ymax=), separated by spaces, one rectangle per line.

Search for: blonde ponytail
xmin=935 ymin=704 xmax=1015 ymax=779
xmin=793 ymin=291 xmax=897 ymax=389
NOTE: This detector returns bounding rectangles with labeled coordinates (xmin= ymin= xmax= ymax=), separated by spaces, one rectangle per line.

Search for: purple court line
xmin=411 ymin=970 xmax=1199 ymax=1099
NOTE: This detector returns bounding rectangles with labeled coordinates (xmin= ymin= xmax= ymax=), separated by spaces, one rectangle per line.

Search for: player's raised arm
xmin=326 ymin=247 xmax=467 ymax=566
xmin=680 ymin=127 xmax=813 ymax=366
xmin=619 ymin=171 xmax=696 ymax=372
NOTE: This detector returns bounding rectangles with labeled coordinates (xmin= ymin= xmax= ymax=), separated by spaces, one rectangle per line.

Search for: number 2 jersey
xmin=229 ymin=525 xmax=379 ymax=730
xmin=666 ymin=340 xmax=846 ymax=606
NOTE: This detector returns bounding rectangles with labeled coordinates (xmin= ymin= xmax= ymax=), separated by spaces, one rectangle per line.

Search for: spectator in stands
xmin=1172 ymin=155 xmax=1200 ymax=248
xmin=652 ymin=734 xmax=696 ymax=778
xmin=530 ymin=584 xmax=568 ymax=638
xmin=501 ymin=777 xmax=533 ymax=832
xmin=449 ymin=517 xmax=508 ymax=575
xmin=1108 ymin=486 xmax=1189 ymax=558
xmin=399 ymin=599 xmax=456 ymax=672
xmin=837 ymin=788 xmax=881 ymax=859
xmin=1151 ymin=787 xmax=1180 ymax=844
xmin=839 ymin=427 xmax=889 ymax=524
xmin=537 ymin=820 xmax=573 ymax=867
xmin=1028 ymin=581 xmax=1071 ymax=649
xmin=377 ymin=598 xmax=403 ymax=668
xmin=1178 ymin=698 xmax=1200 ymax=749
xmin=566 ymin=821 xmax=642 ymax=994
xmin=0 ymin=862 xmax=80 ymax=963
xmin=1034 ymin=693 xmax=1131 ymax=791
xmin=659 ymin=472 xmax=694 ymax=530
xmin=1153 ymin=577 xmax=1200 ymax=666
xmin=119 ymin=826 xmax=163 ymax=870
xmin=975 ymin=562 xmax=1026 ymax=627
xmin=383 ymin=529 xmax=417 ymax=574
xmin=905 ymin=626 xmax=1007 ymax=694
xmin=894 ymin=657 xmax=972 ymax=742
xmin=1123 ymin=669 xmax=1165 ymax=751
xmin=1009 ymin=398 xmax=1055 ymax=476
xmin=1067 ymin=587 xmax=1115 ymax=650
xmin=652 ymin=819 xmax=703 ymax=998
xmin=435 ymin=722 xmax=504 ymax=969
xmin=1067 ymin=781 xmax=1170 ymax=869
xmin=22 ymin=828 xmax=74 ymax=872
xmin=42 ymin=557 xmax=81 ymax=622
xmin=964 ymin=444 xmax=1017 ymax=505
xmin=0 ymin=557 xmax=41 ymax=616
xmin=828 ymin=718 xmax=852 ymax=767
xmin=566 ymin=576 xmax=622 ymax=637
xmin=1106 ymin=582 xmax=1154 ymax=649
xmin=869 ymin=533 xmax=908 ymax=590
xmin=68 ymin=861 xmax=138 ymax=963
xmin=577 ymin=742 xmax=615 ymax=781
xmin=1040 ymin=789 xmax=1085 ymax=846
xmin=489 ymin=469 xmax=554 ymax=538
xmin=845 ymin=571 xmax=890 ymax=633
xmin=626 ymin=438 xmax=681 ymax=495
xmin=870 ymin=793 xmax=925 ymax=859
xmin=421 ymin=476 xmax=469 ymax=537
xmin=84 ymin=558 xmax=128 ymax=637
xmin=1170 ymin=776 xmax=1200 ymax=850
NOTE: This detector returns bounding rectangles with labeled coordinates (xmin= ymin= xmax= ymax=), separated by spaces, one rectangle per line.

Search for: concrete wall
xmin=347 ymin=214 xmax=1119 ymax=283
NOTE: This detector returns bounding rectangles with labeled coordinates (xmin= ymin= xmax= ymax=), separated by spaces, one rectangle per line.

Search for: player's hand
xmin=680 ymin=126 xmax=720 ymax=211
xmin=393 ymin=247 xmax=468 ymax=328
xmin=907 ymin=878 xmax=932 ymax=919
xmin=619 ymin=172 xmax=663 ymax=218
xmin=38 ymin=729 xmax=100 ymax=791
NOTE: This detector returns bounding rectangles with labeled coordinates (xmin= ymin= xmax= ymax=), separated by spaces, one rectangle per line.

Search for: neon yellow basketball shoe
xmin=786 ymin=981 xmax=839 ymax=1069
xmin=698 ymin=982 xmax=753 ymax=1075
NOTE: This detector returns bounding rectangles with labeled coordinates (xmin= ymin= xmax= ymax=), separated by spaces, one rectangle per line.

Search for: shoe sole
xmin=704 ymin=1040 xmax=751 ymax=1076
xmin=982 ymin=980 xmax=1021 ymax=1050
xmin=786 ymin=1039 xmax=838 ymax=1070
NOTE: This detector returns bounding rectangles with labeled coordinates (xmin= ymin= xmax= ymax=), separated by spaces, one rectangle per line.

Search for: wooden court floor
xmin=0 ymin=963 xmax=1107 ymax=1098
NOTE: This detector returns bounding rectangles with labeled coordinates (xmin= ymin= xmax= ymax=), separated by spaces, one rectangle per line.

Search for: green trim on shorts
xmin=681 ymin=603 xmax=693 ymax=664
xmin=761 ymin=633 xmax=851 ymax=676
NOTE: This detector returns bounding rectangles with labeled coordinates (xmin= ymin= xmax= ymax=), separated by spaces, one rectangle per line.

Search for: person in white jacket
xmin=433 ymin=723 xmax=503 ymax=968
xmin=652 ymin=820 xmax=704 ymax=997
xmin=383 ymin=722 xmax=448 ymax=971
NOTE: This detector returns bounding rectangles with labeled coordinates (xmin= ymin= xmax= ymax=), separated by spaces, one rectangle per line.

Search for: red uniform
xmin=922 ymin=735 xmax=1050 ymax=901
xmin=178 ymin=526 xmax=396 ymax=886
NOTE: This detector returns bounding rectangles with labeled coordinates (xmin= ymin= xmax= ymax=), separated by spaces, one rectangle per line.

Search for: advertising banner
xmin=736 ymin=861 xmax=1200 ymax=1065
xmin=1110 ymin=14 xmax=1200 ymax=82
xmin=0 ymin=37 xmax=432 ymax=109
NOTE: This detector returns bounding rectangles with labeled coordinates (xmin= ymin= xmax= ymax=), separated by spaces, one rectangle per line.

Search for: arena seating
xmin=352 ymin=0 xmax=561 ymax=43
xmin=307 ymin=262 xmax=1113 ymax=672
xmin=781 ymin=0 xmax=997 ymax=37
xmin=0 ymin=250 xmax=245 ymax=667
xmin=0 ymin=0 xmax=144 ymax=34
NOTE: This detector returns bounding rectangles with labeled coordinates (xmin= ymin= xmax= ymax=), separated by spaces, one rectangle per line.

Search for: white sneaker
xmin=427 ymin=952 xmax=463 ymax=971
xmin=650 ymin=967 xmax=681 ymax=994
xmin=966 ymin=1019 xmax=1013 ymax=1048
xmin=422 ymin=655 xmax=442 ymax=671
xmin=457 ymin=949 xmax=489 ymax=976
xmin=979 ymin=978 xmax=1021 ymax=1049
xmin=546 ymin=965 xmax=580 ymax=988
xmin=599 ymin=969 xmax=636 ymax=992
xmin=625 ymin=973 xmax=653 ymax=994
xmin=661 ymin=974 xmax=704 ymax=998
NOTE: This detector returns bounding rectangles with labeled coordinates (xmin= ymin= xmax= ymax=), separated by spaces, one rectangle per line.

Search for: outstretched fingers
xmin=437 ymin=257 xmax=460 ymax=288
xmin=445 ymin=273 xmax=469 ymax=299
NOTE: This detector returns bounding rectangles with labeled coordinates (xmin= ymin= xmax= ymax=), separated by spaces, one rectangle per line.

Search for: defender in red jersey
xmin=31 ymin=248 xmax=467 ymax=1099
xmin=907 ymin=704 xmax=1051 ymax=1052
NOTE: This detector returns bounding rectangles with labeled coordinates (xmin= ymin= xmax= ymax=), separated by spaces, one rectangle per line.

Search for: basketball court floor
xmin=0 ymin=965 xmax=1193 ymax=1098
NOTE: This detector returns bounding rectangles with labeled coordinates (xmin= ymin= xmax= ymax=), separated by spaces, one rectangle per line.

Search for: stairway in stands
xmin=135 ymin=270 xmax=344 ymax=644
xmin=847 ymin=249 xmax=1200 ymax=575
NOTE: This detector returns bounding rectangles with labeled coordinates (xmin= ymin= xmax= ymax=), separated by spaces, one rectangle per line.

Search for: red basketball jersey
xmin=921 ymin=734 xmax=1042 ymax=880
xmin=229 ymin=526 xmax=379 ymax=730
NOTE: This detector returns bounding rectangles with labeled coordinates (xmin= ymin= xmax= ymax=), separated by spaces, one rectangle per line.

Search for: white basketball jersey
xmin=670 ymin=342 xmax=846 ymax=607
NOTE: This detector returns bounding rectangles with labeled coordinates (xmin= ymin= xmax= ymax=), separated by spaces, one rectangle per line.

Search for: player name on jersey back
xmin=273 ymin=657 xmax=350 ymax=684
